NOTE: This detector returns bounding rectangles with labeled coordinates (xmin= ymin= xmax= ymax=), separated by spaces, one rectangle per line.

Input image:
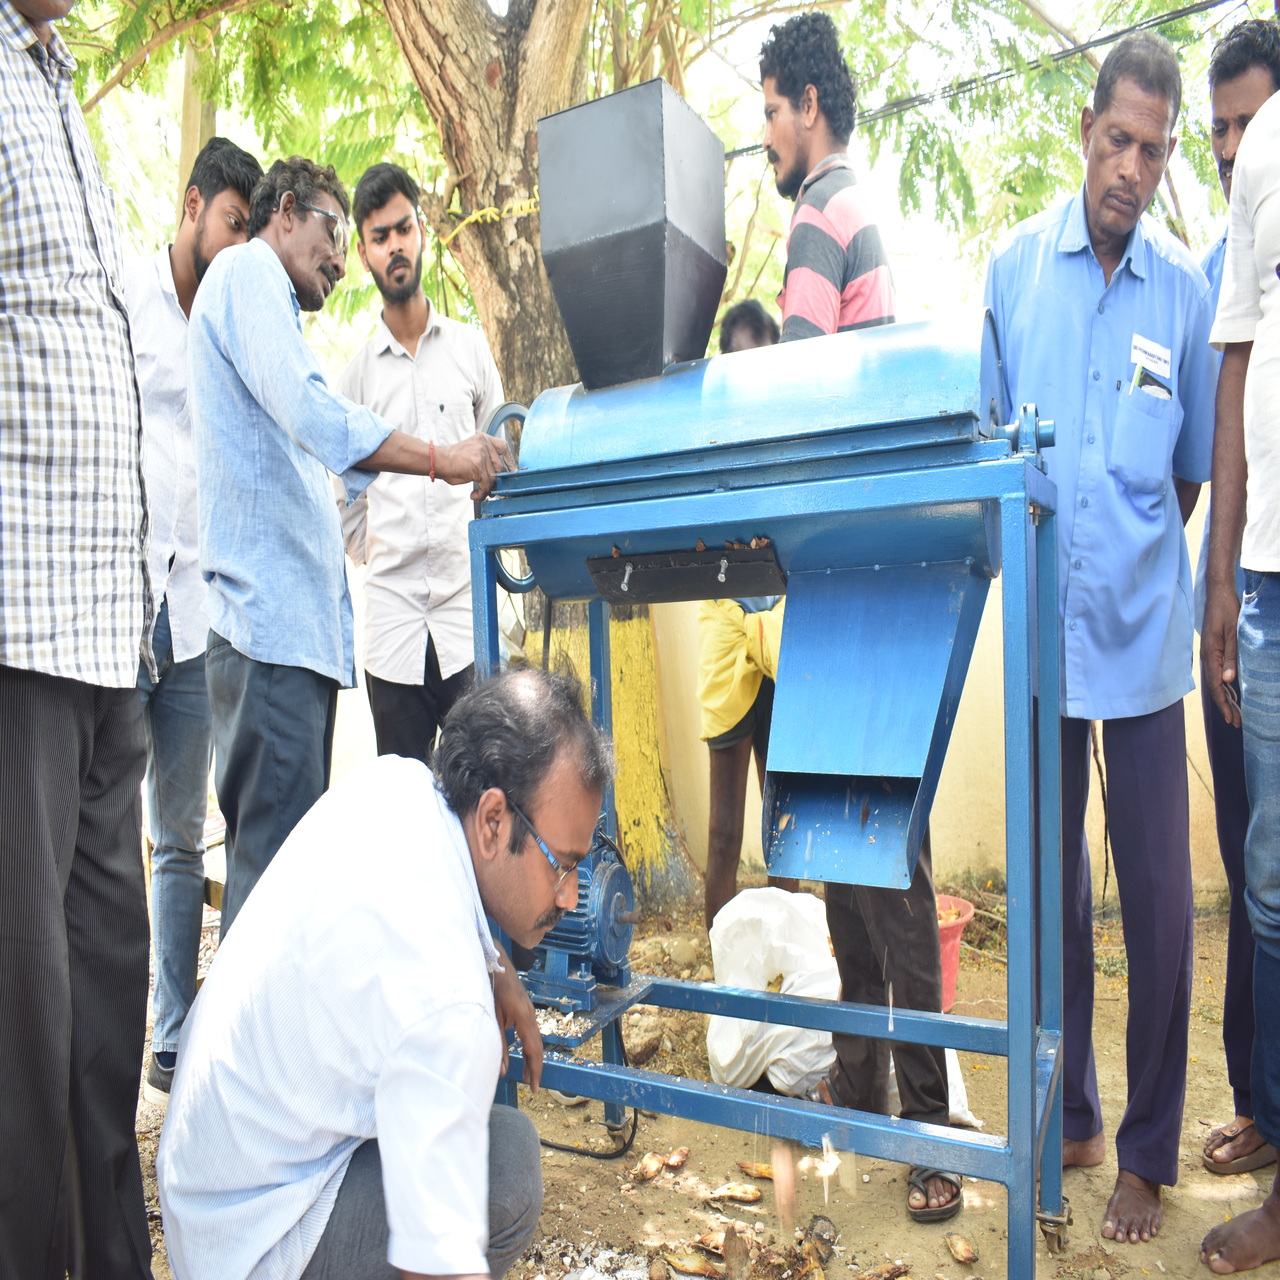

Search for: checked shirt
xmin=0 ymin=0 xmax=150 ymax=688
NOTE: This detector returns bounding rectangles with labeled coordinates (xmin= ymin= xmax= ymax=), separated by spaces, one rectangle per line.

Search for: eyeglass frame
xmin=506 ymin=796 xmax=581 ymax=890
xmin=289 ymin=194 xmax=348 ymax=254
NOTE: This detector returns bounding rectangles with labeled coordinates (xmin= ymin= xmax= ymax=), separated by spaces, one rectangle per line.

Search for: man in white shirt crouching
xmin=158 ymin=667 xmax=611 ymax=1280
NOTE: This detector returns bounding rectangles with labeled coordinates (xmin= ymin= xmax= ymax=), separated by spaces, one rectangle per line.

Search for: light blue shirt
xmin=984 ymin=189 xmax=1217 ymax=720
xmin=189 ymin=238 xmax=392 ymax=685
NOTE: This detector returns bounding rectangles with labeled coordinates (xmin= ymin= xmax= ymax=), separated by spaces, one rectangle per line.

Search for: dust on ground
xmin=136 ymin=885 xmax=1268 ymax=1280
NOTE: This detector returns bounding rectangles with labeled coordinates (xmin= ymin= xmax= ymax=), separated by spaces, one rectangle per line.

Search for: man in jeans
xmin=189 ymin=155 xmax=512 ymax=936
xmin=126 ymin=135 xmax=263 ymax=1105
xmin=1199 ymin=84 xmax=1280 ymax=1277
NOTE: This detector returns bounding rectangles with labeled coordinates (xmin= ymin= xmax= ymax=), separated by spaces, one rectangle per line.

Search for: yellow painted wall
xmin=527 ymin=611 xmax=697 ymax=902
xmin=651 ymin=489 xmax=1227 ymax=899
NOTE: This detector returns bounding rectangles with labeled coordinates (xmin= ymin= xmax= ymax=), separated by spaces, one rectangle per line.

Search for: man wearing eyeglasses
xmin=188 ymin=155 xmax=515 ymax=940
xmin=158 ymin=667 xmax=611 ymax=1280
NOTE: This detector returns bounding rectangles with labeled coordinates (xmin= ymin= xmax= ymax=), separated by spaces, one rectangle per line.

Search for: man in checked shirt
xmin=0 ymin=0 xmax=155 ymax=1272
xmin=758 ymin=13 xmax=959 ymax=1225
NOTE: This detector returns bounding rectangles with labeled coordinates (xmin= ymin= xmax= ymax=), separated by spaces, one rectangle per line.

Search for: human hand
xmin=1202 ymin=579 xmax=1242 ymax=729
xmin=492 ymin=943 xmax=542 ymax=1092
xmin=437 ymin=434 xmax=514 ymax=499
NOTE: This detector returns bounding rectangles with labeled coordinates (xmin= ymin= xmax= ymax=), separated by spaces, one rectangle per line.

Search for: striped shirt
xmin=0 ymin=0 xmax=151 ymax=687
xmin=778 ymin=153 xmax=894 ymax=341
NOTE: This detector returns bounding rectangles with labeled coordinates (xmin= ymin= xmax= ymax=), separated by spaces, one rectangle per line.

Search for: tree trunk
xmin=379 ymin=0 xmax=589 ymax=407
xmin=177 ymin=38 xmax=218 ymax=219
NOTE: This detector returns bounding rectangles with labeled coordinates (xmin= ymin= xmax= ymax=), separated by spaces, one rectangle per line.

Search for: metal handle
xmin=480 ymin=402 xmax=537 ymax=594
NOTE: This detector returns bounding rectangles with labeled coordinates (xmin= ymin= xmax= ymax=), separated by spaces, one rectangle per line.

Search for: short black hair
xmin=353 ymin=163 xmax=421 ymax=240
xmin=434 ymin=668 xmax=614 ymax=852
xmin=248 ymin=155 xmax=350 ymax=239
xmin=759 ymin=12 xmax=856 ymax=143
xmin=719 ymin=299 xmax=779 ymax=353
xmin=184 ymin=136 xmax=263 ymax=209
xmin=1209 ymin=18 xmax=1280 ymax=94
xmin=1093 ymin=32 xmax=1182 ymax=125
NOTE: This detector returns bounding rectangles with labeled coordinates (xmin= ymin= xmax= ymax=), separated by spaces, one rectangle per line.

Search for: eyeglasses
xmin=507 ymin=797 xmax=580 ymax=890
xmin=291 ymin=195 xmax=347 ymax=255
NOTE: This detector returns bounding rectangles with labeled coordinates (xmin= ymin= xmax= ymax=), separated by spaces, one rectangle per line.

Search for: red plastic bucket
xmin=937 ymin=894 xmax=975 ymax=1013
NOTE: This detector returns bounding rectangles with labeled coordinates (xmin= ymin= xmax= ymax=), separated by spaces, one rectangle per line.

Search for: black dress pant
xmin=365 ymin=633 xmax=474 ymax=765
xmin=0 ymin=665 xmax=151 ymax=1279
xmin=824 ymin=833 xmax=949 ymax=1126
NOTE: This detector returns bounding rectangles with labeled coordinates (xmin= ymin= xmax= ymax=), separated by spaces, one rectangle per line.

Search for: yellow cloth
xmin=696 ymin=598 xmax=786 ymax=740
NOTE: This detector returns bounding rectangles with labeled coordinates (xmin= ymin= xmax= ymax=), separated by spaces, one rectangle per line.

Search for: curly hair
xmin=759 ymin=12 xmax=856 ymax=142
xmin=248 ymin=155 xmax=350 ymax=239
xmin=1209 ymin=17 xmax=1280 ymax=93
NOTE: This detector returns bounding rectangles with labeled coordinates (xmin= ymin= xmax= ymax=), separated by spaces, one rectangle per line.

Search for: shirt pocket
xmin=1108 ymin=387 xmax=1181 ymax=495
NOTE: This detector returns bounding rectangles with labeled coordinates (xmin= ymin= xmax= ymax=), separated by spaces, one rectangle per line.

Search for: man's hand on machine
xmin=436 ymin=434 xmax=514 ymax=499
xmin=493 ymin=943 xmax=543 ymax=1092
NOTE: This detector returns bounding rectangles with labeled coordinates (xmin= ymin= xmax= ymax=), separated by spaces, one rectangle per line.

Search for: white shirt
xmin=1211 ymin=90 xmax=1280 ymax=571
xmin=337 ymin=306 xmax=504 ymax=683
xmin=157 ymin=756 xmax=503 ymax=1280
xmin=124 ymin=247 xmax=206 ymax=661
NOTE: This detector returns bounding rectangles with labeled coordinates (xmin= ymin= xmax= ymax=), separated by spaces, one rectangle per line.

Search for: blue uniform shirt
xmin=190 ymin=238 xmax=393 ymax=686
xmin=984 ymin=188 xmax=1217 ymax=720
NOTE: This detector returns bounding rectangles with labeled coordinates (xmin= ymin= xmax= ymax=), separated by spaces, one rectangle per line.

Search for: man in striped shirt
xmin=761 ymin=12 xmax=894 ymax=340
xmin=758 ymin=13 xmax=958 ymax=1227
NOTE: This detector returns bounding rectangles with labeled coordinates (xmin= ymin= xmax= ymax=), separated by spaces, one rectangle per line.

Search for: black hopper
xmin=538 ymin=78 xmax=728 ymax=391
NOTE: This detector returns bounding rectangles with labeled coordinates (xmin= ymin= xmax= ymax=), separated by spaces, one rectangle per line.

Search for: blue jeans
xmin=1239 ymin=570 xmax=1280 ymax=961
xmin=138 ymin=601 xmax=212 ymax=1054
xmin=1239 ymin=571 xmax=1280 ymax=1150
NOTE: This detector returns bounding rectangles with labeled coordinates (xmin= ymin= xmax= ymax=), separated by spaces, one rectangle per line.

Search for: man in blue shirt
xmin=189 ymin=155 xmax=512 ymax=939
xmin=1192 ymin=19 xmax=1280 ymax=1180
xmin=984 ymin=33 xmax=1217 ymax=1245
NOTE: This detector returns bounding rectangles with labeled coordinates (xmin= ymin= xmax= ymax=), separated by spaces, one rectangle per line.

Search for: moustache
xmin=388 ymin=255 xmax=412 ymax=273
xmin=766 ymin=149 xmax=780 ymax=166
xmin=319 ymin=263 xmax=338 ymax=286
xmin=534 ymin=906 xmax=565 ymax=932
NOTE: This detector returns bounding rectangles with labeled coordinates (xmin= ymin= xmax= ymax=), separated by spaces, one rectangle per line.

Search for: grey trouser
xmin=301 ymin=1104 xmax=544 ymax=1279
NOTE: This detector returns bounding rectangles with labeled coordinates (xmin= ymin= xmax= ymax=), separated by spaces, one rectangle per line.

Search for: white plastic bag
xmin=706 ymin=887 xmax=983 ymax=1128
xmin=706 ymin=888 xmax=838 ymax=1096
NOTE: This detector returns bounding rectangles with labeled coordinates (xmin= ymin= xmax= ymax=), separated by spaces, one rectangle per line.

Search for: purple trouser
xmin=1061 ymin=702 xmax=1194 ymax=1188
xmin=1200 ymin=671 xmax=1255 ymax=1120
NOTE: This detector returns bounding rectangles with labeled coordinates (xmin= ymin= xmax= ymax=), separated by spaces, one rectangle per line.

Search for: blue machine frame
xmin=470 ymin=317 xmax=1065 ymax=1277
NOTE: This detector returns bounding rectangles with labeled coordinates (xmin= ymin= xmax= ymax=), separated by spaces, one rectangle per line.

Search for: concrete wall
xmin=651 ymin=487 xmax=1228 ymax=899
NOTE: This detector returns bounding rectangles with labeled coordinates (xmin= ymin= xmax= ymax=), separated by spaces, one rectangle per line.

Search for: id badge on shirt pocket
xmin=1108 ymin=382 xmax=1180 ymax=495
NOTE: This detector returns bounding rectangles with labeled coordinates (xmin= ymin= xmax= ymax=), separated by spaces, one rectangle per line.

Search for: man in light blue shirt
xmin=189 ymin=155 xmax=512 ymax=938
xmin=985 ymin=33 xmax=1216 ymax=1247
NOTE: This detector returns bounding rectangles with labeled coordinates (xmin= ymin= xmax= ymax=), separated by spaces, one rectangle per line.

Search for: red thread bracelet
xmin=429 ymin=439 xmax=436 ymax=482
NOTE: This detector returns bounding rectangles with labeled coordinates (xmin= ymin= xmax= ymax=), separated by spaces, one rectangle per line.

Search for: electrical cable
xmin=536 ymin=1034 xmax=642 ymax=1159
xmin=722 ymin=0 xmax=1239 ymax=161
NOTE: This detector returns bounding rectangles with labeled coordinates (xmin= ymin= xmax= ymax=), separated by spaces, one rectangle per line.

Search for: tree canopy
xmin=68 ymin=0 xmax=1265 ymax=396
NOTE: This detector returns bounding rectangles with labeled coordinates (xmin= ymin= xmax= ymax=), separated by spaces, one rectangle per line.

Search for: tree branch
xmin=80 ymin=0 xmax=261 ymax=113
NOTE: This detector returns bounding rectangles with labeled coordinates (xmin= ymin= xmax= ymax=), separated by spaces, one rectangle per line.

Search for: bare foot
xmin=1200 ymin=1187 xmax=1280 ymax=1273
xmin=1205 ymin=1117 xmax=1271 ymax=1165
xmin=908 ymin=1172 xmax=960 ymax=1214
xmin=1063 ymin=1130 xmax=1105 ymax=1168
xmin=1101 ymin=1169 xmax=1162 ymax=1243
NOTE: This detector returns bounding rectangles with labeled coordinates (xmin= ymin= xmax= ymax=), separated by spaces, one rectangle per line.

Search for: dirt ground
xmin=135 ymin=888 xmax=1270 ymax=1280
